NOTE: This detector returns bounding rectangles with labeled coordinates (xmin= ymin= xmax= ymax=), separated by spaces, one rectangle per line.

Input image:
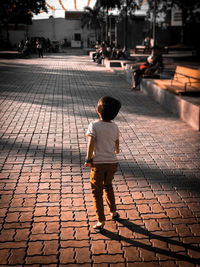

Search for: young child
xmin=85 ymin=96 xmax=121 ymax=230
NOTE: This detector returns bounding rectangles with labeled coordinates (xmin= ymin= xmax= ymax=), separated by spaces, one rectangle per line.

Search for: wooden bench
xmin=135 ymin=45 xmax=151 ymax=54
xmin=170 ymin=66 xmax=200 ymax=95
xmin=152 ymin=66 xmax=200 ymax=95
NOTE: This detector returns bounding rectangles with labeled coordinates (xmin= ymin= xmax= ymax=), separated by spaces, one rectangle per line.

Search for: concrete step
xmin=140 ymin=79 xmax=200 ymax=131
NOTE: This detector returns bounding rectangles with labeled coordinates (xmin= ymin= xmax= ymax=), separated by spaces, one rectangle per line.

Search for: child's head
xmin=97 ymin=96 xmax=121 ymax=121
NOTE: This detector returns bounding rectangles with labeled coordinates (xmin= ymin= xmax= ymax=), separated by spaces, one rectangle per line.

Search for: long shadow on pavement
xmin=101 ymin=218 xmax=200 ymax=264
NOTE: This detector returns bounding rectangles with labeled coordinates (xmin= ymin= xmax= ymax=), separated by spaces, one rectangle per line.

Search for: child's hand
xmin=84 ymin=162 xmax=92 ymax=167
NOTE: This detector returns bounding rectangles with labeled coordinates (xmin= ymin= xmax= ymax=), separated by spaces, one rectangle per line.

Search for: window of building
xmin=74 ymin=33 xmax=81 ymax=41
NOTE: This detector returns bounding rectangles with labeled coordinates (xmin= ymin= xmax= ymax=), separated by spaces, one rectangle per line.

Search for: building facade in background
xmin=4 ymin=8 xmax=199 ymax=50
xmin=7 ymin=11 xmax=95 ymax=48
xmin=7 ymin=11 xmax=148 ymax=49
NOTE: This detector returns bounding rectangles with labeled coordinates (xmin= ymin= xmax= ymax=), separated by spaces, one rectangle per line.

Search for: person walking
xmin=36 ymin=40 xmax=43 ymax=58
xmin=85 ymin=96 xmax=121 ymax=231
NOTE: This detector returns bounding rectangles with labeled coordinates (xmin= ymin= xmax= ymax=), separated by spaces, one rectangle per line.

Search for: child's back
xmin=85 ymin=96 xmax=121 ymax=231
xmin=86 ymin=119 xmax=118 ymax=164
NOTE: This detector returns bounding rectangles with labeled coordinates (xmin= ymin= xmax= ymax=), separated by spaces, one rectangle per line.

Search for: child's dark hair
xmin=98 ymin=96 xmax=121 ymax=121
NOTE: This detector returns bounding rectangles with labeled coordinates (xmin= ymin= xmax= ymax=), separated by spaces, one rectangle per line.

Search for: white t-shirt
xmin=86 ymin=120 xmax=119 ymax=164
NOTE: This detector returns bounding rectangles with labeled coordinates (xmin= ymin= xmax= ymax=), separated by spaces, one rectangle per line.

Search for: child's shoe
xmin=93 ymin=221 xmax=105 ymax=231
xmin=110 ymin=212 xmax=120 ymax=220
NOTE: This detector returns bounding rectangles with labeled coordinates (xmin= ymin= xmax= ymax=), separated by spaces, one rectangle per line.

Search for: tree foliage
xmin=146 ymin=0 xmax=200 ymax=27
xmin=0 ymin=0 xmax=47 ymax=25
xmin=81 ymin=6 xmax=104 ymax=40
xmin=81 ymin=6 xmax=103 ymax=28
xmin=146 ymin=0 xmax=200 ymax=44
xmin=96 ymin=0 xmax=143 ymax=14
xmin=97 ymin=0 xmax=121 ymax=10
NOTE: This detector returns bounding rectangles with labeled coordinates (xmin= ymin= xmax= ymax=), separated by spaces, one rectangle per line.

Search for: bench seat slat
xmin=173 ymin=66 xmax=200 ymax=90
xmin=154 ymin=79 xmax=200 ymax=95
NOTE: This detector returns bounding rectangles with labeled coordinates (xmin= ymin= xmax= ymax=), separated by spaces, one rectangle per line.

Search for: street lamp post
xmin=115 ymin=17 xmax=118 ymax=47
xmin=105 ymin=7 xmax=109 ymax=42
xmin=49 ymin=7 xmax=56 ymax=41
xmin=152 ymin=0 xmax=156 ymax=46
xmin=109 ymin=13 xmax=113 ymax=45
xmin=124 ymin=0 xmax=128 ymax=50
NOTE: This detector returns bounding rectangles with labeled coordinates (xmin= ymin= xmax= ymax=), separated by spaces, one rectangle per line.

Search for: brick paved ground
xmin=0 ymin=51 xmax=200 ymax=267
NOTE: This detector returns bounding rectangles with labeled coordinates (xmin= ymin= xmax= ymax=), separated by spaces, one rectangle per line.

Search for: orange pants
xmin=90 ymin=163 xmax=118 ymax=222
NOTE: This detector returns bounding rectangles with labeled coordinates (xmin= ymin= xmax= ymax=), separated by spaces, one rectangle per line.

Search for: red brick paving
xmin=0 ymin=52 xmax=200 ymax=266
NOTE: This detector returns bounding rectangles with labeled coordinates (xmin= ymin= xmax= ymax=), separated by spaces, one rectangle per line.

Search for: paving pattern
xmin=0 ymin=51 xmax=200 ymax=266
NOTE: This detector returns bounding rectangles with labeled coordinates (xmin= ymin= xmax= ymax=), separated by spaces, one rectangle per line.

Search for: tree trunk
xmin=124 ymin=6 xmax=128 ymax=49
xmin=94 ymin=26 xmax=97 ymax=41
xmin=180 ymin=7 xmax=187 ymax=45
xmin=6 ymin=24 xmax=10 ymax=45
xmin=105 ymin=7 xmax=108 ymax=42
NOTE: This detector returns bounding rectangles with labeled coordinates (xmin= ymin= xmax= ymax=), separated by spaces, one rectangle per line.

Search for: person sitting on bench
xmin=132 ymin=45 xmax=163 ymax=90
xmin=96 ymin=41 xmax=110 ymax=64
xmin=115 ymin=46 xmax=128 ymax=60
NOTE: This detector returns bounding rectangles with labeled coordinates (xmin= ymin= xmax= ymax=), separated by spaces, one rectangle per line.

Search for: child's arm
xmin=115 ymin=139 xmax=119 ymax=154
xmin=85 ymin=136 xmax=95 ymax=167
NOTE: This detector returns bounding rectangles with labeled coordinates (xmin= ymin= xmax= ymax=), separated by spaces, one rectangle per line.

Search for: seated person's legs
xmin=132 ymin=69 xmax=143 ymax=90
xmin=92 ymin=52 xmax=96 ymax=61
